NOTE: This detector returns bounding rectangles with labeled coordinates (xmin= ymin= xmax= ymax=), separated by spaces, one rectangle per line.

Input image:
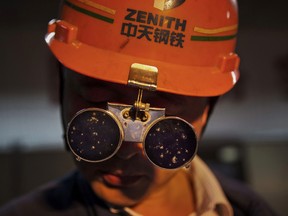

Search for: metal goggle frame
xmin=66 ymin=63 xmax=198 ymax=169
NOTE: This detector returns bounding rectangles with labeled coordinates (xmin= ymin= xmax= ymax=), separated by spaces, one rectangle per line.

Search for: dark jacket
xmin=215 ymin=171 xmax=278 ymax=216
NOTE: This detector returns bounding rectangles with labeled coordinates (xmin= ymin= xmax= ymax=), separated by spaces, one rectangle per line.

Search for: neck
xmin=132 ymin=169 xmax=195 ymax=216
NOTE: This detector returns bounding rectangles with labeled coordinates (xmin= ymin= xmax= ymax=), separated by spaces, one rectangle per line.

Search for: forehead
xmin=62 ymin=67 xmax=211 ymax=122
xmin=64 ymin=67 xmax=205 ymax=99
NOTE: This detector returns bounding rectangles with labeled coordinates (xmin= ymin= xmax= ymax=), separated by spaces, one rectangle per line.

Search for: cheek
xmin=152 ymin=168 xmax=179 ymax=188
xmin=190 ymin=106 xmax=210 ymax=138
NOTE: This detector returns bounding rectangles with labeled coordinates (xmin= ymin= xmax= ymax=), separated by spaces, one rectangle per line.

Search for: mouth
xmin=101 ymin=172 xmax=145 ymax=188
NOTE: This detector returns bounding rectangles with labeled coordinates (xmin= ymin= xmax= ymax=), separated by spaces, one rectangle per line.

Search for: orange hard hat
xmin=45 ymin=0 xmax=240 ymax=96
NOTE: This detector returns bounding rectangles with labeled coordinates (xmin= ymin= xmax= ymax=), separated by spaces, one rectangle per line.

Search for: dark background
xmin=0 ymin=1 xmax=287 ymax=215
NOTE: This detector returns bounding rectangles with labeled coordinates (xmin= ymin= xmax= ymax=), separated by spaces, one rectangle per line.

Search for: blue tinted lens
xmin=67 ymin=109 xmax=122 ymax=162
xmin=144 ymin=117 xmax=198 ymax=169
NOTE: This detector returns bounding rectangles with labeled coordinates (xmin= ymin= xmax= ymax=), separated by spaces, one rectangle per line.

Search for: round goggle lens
xmin=144 ymin=117 xmax=198 ymax=169
xmin=67 ymin=109 xmax=123 ymax=162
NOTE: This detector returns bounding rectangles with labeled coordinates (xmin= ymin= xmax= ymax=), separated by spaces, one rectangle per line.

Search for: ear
xmin=192 ymin=104 xmax=210 ymax=139
xmin=197 ymin=96 xmax=219 ymax=138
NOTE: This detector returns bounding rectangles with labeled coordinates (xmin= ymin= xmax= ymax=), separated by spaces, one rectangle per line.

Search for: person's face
xmin=61 ymin=68 xmax=210 ymax=207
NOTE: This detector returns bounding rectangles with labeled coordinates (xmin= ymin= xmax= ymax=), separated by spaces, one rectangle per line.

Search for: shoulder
xmin=213 ymin=171 xmax=279 ymax=216
xmin=0 ymin=171 xmax=85 ymax=216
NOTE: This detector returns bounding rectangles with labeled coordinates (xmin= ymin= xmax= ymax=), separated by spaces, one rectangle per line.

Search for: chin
xmin=90 ymin=178 xmax=150 ymax=207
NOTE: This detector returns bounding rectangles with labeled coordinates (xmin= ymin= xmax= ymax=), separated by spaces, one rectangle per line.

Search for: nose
xmin=115 ymin=141 xmax=144 ymax=160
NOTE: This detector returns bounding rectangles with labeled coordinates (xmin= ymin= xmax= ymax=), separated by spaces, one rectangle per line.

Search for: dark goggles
xmin=66 ymin=102 xmax=198 ymax=169
xmin=66 ymin=63 xmax=198 ymax=169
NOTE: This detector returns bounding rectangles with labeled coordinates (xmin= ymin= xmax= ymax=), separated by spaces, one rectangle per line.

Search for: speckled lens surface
xmin=67 ymin=109 xmax=123 ymax=162
xmin=144 ymin=117 xmax=197 ymax=169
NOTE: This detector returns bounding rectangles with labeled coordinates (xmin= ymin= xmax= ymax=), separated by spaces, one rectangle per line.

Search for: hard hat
xmin=45 ymin=0 xmax=240 ymax=96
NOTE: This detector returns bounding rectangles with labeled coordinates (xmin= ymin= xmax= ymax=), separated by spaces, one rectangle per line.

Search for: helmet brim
xmin=47 ymin=34 xmax=239 ymax=97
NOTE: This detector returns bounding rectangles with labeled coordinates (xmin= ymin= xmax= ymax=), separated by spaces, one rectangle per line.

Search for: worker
xmin=0 ymin=0 xmax=278 ymax=215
